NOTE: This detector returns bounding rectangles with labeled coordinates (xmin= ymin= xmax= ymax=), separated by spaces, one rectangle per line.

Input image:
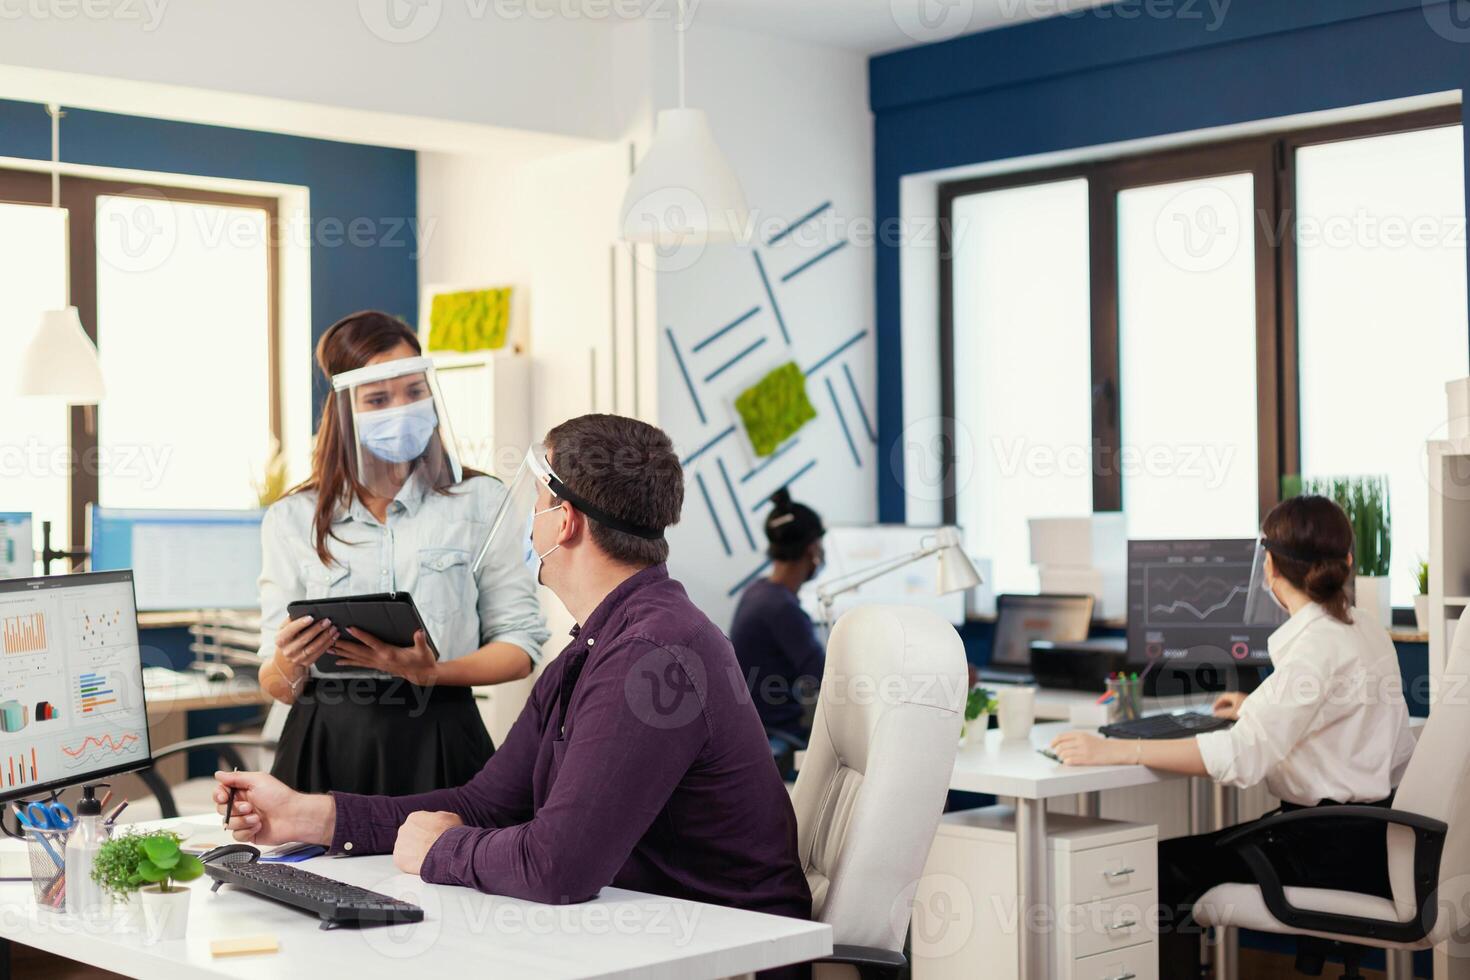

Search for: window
xmin=96 ymin=196 xmax=275 ymax=509
xmin=950 ymin=179 xmax=1093 ymax=594
xmin=0 ymin=202 xmax=70 ymax=545
xmin=1116 ymin=173 xmax=1261 ymax=539
xmin=939 ymin=106 xmax=1465 ymax=617
xmin=1294 ymin=125 xmax=1469 ymax=606
xmin=0 ymin=172 xmax=279 ymax=559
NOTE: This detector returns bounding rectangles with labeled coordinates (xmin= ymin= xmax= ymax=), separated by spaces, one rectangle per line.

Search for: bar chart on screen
xmin=2 ymin=746 xmax=41 ymax=788
xmin=1 ymin=610 xmax=47 ymax=656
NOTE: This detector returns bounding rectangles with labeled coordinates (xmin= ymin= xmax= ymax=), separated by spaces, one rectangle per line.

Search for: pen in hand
xmin=222 ymin=766 xmax=239 ymax=830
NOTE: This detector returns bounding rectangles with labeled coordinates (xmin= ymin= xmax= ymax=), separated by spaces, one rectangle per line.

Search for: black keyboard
xmin=204 ymin=845 xmax=424 ymax=930
xmin=1099 ymin=711 xmax=1233 ymax=740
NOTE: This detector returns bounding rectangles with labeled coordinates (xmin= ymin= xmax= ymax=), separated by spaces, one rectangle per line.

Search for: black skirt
xmin=270 ymin=677 xmax=494 ymax=796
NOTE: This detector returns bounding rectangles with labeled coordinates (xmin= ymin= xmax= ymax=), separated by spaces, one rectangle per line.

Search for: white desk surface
xmin=953 ymin=720 xmax=1188 ymax=798
xmin=0 ymin=817 xmax=831 ymax=980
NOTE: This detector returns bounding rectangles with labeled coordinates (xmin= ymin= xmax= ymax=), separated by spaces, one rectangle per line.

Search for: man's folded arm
xmin=419 ymin=641 xmax=707 ymax=902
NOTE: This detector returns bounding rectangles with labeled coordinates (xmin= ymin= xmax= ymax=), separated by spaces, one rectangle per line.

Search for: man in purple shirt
xmin=215 ymin=414 xmax=812 ymax=923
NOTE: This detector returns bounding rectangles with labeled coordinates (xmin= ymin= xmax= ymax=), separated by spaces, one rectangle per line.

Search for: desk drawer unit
xmin=911 ymin=806 xmax=1158 ymax=980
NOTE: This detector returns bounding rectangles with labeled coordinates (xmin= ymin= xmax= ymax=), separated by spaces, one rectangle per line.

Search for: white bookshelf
xmin=1426 ymin=439 xmax=1470 ymax=980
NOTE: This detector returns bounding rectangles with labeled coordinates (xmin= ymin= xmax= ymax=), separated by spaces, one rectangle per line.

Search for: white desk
xmin=0 ymin=818 xmax=831 ymax=980
xmin=954 ymin=721 xmax=1192 ymax=979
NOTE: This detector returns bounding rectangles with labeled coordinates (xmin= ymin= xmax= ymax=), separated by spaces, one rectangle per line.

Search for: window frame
xmin=937 ymin=106 xmax=1462 ymax=618
xmin=0 ymin=169 xmax=281 ymax=560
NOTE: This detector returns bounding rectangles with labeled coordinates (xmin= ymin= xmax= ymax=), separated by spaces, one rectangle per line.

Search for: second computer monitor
xmin=1127 ymin=538 xmax=1273 ymax=668
xmin=991 ymin=593 xmax=1095 ymax=668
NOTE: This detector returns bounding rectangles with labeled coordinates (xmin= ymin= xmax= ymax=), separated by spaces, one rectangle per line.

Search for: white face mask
xmin=526 ymin=503 xmax=564 ymax=582
xmin=357 ymin=398 xmax=437 ymax=464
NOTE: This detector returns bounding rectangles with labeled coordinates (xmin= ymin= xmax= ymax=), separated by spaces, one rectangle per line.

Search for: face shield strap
xmin=1261 ymin=538 xmax=1344 ymax=565
xmin=546 ymin=474 xmax=665 ymax=541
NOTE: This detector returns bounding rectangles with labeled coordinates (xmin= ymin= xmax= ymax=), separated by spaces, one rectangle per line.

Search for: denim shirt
xmin=258 ymin=472 xmax=550 ymax=679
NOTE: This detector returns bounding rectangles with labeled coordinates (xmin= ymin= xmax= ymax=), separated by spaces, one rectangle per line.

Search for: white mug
xmin=997 ymin=686 xmax=1037 ymax=741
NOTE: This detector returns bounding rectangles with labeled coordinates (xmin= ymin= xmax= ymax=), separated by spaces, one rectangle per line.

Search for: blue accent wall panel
xmin=868 ymin=0 xmax=1470 ymax=521
xmin=0 ymin=99 xmax=419 ymax=421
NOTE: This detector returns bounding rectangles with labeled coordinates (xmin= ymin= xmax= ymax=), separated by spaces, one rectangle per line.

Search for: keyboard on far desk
xmin=1099 ymin=711 xmax=1233 ymax=740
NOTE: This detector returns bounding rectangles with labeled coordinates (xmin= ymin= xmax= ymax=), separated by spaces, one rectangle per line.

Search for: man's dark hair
xmin=544 ymin=414 xmax=684 ymax=566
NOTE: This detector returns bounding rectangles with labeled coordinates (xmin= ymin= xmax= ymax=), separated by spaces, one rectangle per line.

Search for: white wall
xmin=648 ymin=22 xmax=877 ymax=627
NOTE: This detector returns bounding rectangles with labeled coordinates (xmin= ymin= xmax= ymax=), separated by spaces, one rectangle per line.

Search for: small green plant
xmin=1414 ymin=557 xmax=1429 ymax=596
xmin=92 ymin=830 xmax=204 ymax=901
xmin=965 ymin=685 xmax=998 ymax=723
xmin=1291 ymin=474 xmax=1392 ymax=577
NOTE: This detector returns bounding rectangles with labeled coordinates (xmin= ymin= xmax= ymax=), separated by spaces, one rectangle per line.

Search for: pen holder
xmin=25 ymin=826 xmax=68 ymax=910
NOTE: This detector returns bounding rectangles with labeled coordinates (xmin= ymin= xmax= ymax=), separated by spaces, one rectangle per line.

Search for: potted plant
xmin=92 ymin=830 xmax=204 ymax=941
xmin=1414 ymin=558 xmax=1430 ymax=633
xmin=960 ymin=686 xmax=997 ymax=747
xmin=1299 ymin=475 xmax=1392 ymax=624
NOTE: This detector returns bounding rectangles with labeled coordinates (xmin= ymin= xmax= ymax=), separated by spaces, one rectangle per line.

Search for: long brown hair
xmin=290 ymin=311 xmax=444 ymax=566
xmin=1261 ymin=494 xmax=1355 ymax=624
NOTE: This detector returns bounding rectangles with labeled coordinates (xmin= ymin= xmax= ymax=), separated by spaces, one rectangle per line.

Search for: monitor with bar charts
xmin=0 ymin=571 xmax=151 ymax=802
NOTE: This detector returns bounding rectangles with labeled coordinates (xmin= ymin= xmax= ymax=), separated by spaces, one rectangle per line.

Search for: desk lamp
xmin=814 ymin=527 xmax=982 ymax=628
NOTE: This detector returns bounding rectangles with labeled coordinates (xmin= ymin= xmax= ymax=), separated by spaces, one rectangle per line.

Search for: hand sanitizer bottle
xmin=65 ymin=784 xmax=108 ymax=919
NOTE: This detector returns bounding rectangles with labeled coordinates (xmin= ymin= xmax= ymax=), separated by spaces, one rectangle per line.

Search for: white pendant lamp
xmin=19 ymin=104 xmax=104 ymax=405
xmin=619 ymin=0 xmax=749 ymax=245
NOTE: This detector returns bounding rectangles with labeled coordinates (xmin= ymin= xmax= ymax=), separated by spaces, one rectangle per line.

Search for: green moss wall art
xmin=427 ymin=286 xmax=512 ymax=352
xmin=735 ymin=361 xmax=817 ymax=457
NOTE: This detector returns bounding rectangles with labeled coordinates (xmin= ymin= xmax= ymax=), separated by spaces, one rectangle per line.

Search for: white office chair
xmin=1193 ymin=603 xmax=1470 ymax=978
xmin=790 ymin=605 xmax=967 ymax=979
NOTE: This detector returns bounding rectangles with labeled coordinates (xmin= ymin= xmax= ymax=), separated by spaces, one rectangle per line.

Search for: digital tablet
xmin=285 ymin=592 xmax=439 ymax=675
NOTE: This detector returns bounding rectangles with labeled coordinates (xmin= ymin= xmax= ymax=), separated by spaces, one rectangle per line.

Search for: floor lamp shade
xmin=18 ymin=306 xmax=105 ymax=403
xmin=620 ymin=109 xmax=750 ymax=246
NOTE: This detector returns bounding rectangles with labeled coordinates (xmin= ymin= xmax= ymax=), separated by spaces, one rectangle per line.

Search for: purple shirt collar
xmin=568 ymin=563 xmax=669 ymax=639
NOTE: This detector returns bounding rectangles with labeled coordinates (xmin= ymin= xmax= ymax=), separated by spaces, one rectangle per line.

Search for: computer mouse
xmin=199 ymin=843 xmax=260 ymax=865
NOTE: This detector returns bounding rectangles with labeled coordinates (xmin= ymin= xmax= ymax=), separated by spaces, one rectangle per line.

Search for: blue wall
xmin=868 ymin=0 xmax=1470 ymax=521
xmin=0 ymin=99 xmax=420 ymax=415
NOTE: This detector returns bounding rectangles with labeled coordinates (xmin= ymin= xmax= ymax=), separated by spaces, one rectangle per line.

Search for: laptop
xmin=976 ymin=593 xmax=1095 ymax=685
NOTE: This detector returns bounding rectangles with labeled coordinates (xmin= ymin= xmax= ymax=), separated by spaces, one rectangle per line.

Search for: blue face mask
xmin=357 ymin=399 xmax=437 ymax=464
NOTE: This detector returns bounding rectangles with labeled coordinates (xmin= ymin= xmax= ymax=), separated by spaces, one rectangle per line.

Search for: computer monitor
xmin=0 ymin=513 xmax=33 ymax=580
xmin=1126 ymin=538 xmax=1273 ymax=669
xmin=800 ymin=525 xmax=969 ymax=626
xmin=87 ymin=506 xmax=264 ymax=612
xmin=990 ymin=593 xmax=1095 ymax=668
xmin=0 ymin=571 xmax=152 ymax=802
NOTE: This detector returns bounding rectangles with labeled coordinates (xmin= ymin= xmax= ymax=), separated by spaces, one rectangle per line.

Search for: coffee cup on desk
xmin=997 ymin=686 xmax=1037 ymax=741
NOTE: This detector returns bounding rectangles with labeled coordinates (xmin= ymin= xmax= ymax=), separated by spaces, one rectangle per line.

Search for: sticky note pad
xmin=209 ymin=935 xmax=280 ymax=958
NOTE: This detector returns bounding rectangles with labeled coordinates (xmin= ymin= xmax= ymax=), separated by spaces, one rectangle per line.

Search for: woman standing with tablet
xmin=257 ymin=311 xmax=549 ymax=796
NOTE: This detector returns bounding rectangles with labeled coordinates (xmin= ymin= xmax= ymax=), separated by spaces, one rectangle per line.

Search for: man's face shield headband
xmin=472 ymin=446 xmax=665 ymax=574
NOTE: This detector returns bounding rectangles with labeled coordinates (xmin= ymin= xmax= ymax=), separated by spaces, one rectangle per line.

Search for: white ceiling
xmin=687 ymin=0 xmax=1119 ymax=54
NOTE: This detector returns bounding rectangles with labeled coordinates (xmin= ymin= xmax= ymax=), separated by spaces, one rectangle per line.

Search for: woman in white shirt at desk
xmin=256 ymin=311 xmax=549 ymax=797
xmin=1051 ymin=494 xmax=1416 ymax=978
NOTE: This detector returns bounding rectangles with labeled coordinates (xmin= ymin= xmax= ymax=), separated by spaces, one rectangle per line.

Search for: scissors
xmin=17 ymin=800 xmax=74 ymax=832
xmin=14 ymin=800 xmax=73 ymax=870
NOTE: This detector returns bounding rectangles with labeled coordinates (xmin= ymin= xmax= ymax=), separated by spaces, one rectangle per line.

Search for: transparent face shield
xmin=470 ymin=442 xmax=668 ymax=577
xmin=1243 ymin=535 xmax=1290 ymax=628
xmin=331 ymin=356 xmax=462 ymax=500
xmin=473 ymin=444 xmax=558 ymax=576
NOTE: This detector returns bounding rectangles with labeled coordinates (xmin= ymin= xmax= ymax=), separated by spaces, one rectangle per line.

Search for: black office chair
xmin=136 ymin=734 xmax=277 ymax=819
xmin=1193 ymin=604 xmax=1470 ymax=979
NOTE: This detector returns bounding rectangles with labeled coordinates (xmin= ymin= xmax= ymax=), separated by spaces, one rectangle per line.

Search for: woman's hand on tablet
xmin=274 ymin=615 xmax=338 ymax=674
xmin=332 ymin=627 xmax=438 ymax=686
